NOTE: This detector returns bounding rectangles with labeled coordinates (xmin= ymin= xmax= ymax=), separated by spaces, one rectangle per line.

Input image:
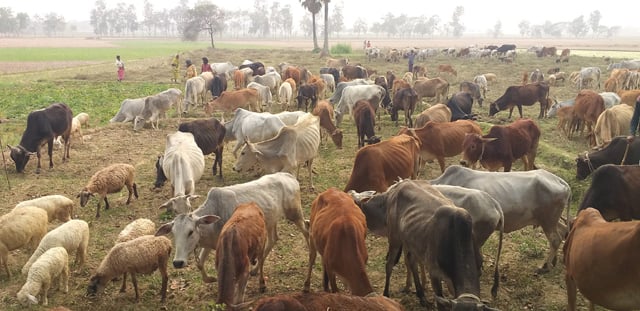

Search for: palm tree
xmin=300 ymin=0 xmax=322 ymax=51
xmin=319 ymin=0 xmax=331 ymax=57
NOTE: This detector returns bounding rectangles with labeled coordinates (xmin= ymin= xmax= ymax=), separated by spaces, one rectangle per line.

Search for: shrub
xmin=331 ymin=43 xmax=352 ymax=55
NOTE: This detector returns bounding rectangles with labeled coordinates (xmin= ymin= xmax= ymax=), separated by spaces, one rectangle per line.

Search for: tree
xmin=490 ymin=20 xmax=502 ymax=38
xmin=0 ymin=7 xmax=16 ymax=35
xmin=449 ymin=6 xmax=465 ymax=37
xmin=568 ymin=15 xmax=588 ymax=38
xmin=329 ymin=4 xmax=343 ymax=37
xmin=184 ymin=3 xmax=225 ymax=47
xmin=300 ymin=0 xmax=322 ymax=51
xmin=249 ymin=0 xmax=269 ymax=37
xmin=16 ymin=12 xmax=29 ymax=35
xmin=123 ymin=4 xmax=138 ymax=36
xmin=352 ymin=18 xmax=367 ymax=35
xmin=171 ymin=0 xmax=190 ymax=36
xmin=90 ymin=0 xmax=108 ymax=36
xmin=143 ymin=0 xmax=154 ymax=35
xmin=589 ymin=10 xmax=601 ymax=37
xmin=319 ymin=0 xmax=330 ymax=57
xmin=518 ymin=20 xmax=530 ymax=37
xmin=43 ymin=13 xmax=65 ymax=36
xmin=279 ymin=5 xmax=293 ymax=37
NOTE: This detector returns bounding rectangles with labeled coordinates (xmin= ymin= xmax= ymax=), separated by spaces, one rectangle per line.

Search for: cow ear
xmin=155 ymin=221 xmax=175 ymax=236
xmin=196 ymin=215 xmax=221 ymax=226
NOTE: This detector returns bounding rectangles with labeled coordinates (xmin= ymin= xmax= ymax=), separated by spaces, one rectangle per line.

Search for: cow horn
xmin=481 ymin=137 xmax=498 ymax=143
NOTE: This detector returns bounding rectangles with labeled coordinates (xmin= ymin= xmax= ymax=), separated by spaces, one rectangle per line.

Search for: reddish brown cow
xmin=460 ymin=118 xmax=541 ymax=172
xmin=204 ymin=88 xmax=260 ymax=116
xmin=216 ymin=202 xmax=267 ymax=307
xmin=307 ymin=76 xmax=326 ymax=100
xmin=344 ymin=134 xmax=421 ymax=193
xmin=437 ymin=64 xmax=457 ymax=76
xmin=283 ymin=67 xmax=302 ymax=86
xmin=342 ymin=65 xmax=368 ymax=80
xmin=537 ymin=46 xmax=557 ymax=57
xmin=489 ymin=82 xmax=550 ymax=119
xmin=312 ymin=101 xmax=343 ymax=149
xmin=233 ymin=70 xmax=246 ymax=90
xmin=570 ymin=90 xmax=605 ymax=140
xmin=353 ymin=100 xmax=379 ymax=148
xmin=398 ymin=120 xmax=482 ymax=173
xmin=253 ymin=292 xmax=405 ymax=311
xmin=304 ymin=188 xmax=373 ymax=296
xmin=556 ymin=106 xmax=576 ymax=137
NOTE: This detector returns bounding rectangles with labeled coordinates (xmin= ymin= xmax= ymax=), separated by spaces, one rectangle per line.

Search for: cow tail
xmin=491 ymin=212 xmax=505 ymax=299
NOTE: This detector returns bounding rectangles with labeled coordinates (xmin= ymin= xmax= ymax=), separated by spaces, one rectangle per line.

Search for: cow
xmin=460 ymin=118 xmax=541 ymax=172
xmin=248 ymin=82 xmax=274 ymax=112
xmin=183 ymin=76 xmax=208 ymax=112
xmin=211 ymin=61 xmax=235 ymax=79
xmin=223 ymin=108 xmax=286 ymax=157
xmin=253 ymin=72 xmax=282 ymax=98
xmin=329 ymin=79 xmax=369 ymax=105
xmin=570 ymin=90 xmax=605 ymax=140
xmin=577 ymin=67 xmax=602 ymax=90
xmin=556 ymin=48 xmax=570 ymax=63
xmin=578 ymin=165 xmax=640 ymax=221
xmin=342 ymin=65 xmax=368 ymax=80
xmin=489 ymin=82 xmax=550 ymax=119
xmin=177 ymin=118 xmax=226 ymax=179
xmin=373 ymin=76 xmax=392 ymax=110
xmin=215 ymin=202 xmax=267 ymax=307
xmin=307 ymin=76 xmax=326 ymax=100
xmin=134 ymin=88 xmax=182 ymax=131
xmin=529 ymin=69 xmax=544 ymax=83
xmin=344 ymin=134 xmax=421 ymax=193
xmin=413 ymin=77 xmax=449 ymax=104
xmin=575 ymin=136 xmax=640 ymax=180
xmin=390 ymin=87 xmax=418 ymax=127
xmin=283 ymin=66 xmax=302 ymax=86
xmin=311 ymin=100 xmax=343 ymax=149
xmin=547 ymin=98 xmax=575 ymax=118
xmin=233 ymin=114 xmax=320 ymax=190
xmin=473 ymin=75 xmax=488 ymax=97
xmin=349 ymin=179 xmax=492 ymax=309
xmin=398 ymin=120 xmax=482 ymax=173
xmin=430 ymin=165 xmax=572 ymax=273
xmin=296 ymin=84 xmax=317 ymax=112
xmin=303 ymin=188 xmax=372 ymax=296
xmin=495 ymin=44 xmax=516 ymax=55
xmin=334 ymin=84 xmax=386 ymax=127
xmin=447 ymin=92 xmax=477 ymax=121
xmin=392 ymin=79 xmax=411 ymax=95
xmin=437 ymin=64 xmax=457 ymax=76
xmin=415 ymin=103 xmax=452 ymax=128
xmin=319 ymin=73 xmax=336 ymax=95
xmin=319 ymin=67 xmax=340 ymax=88
xmin=238 ymin=61 xmax=265 ymax=76
xmin=155 ymin=172 xmax=309 ymax=283
xmin=459 ymin=81 xmax=484 ymax=107
xmin=617 ymin=89 xmax=640 ymax=106
xmin=564 ymin=208 xmax=640 ymax=311
xmin=353 ymin=100 xmax=380 ymax=148
xmin=9 ymin=103 xmax=72 ymax=174
xmin=154 ymin=131 xmax=205 ymax=199
xmin=110 ymin=97 xmax=147 ymax=123
xmin=204 ymin=88 xmax=261 ymax=117
xmin=325 ymin=57 xmax=349 ymax=69
xmin=557 ymin=106 xmax=576 ymax=137
xmin=592 ymin=104 xmax=633 ymax=147
xmin=483 ymin=73 xmax=498 ymax=83
xmin=209 ymin=73 xmax=228 ymax=99
xmin=412 ymin=65 xmax=427 ymax=80
xmin=278 ymin=81 xmax=294 ymax=111
xmin=233 ymin=69 xmax=246 ymax=90
xmin=536 ymin=46 xmax=557 ymax=57
xmin=253 ymin=292 xmax=405 ymax=311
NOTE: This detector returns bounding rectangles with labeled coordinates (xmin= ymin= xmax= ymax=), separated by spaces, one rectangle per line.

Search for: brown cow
xmin=283 ymin=67 xmax=301 ymax=86
xmin=537 ymin=46 xmax=557 ymax=57
xmin=344 ymin=134 xmax=421 ymax=193
xmin=307 ymin=76 xmax=326 ymax=100
xmin=412 ymin=65 xmax=427 ymax=79
xmin=570 ymin=90 xmax=605 ymax=140
xmin=460 ymin=118 xmax=541 ymax=172
xmin=391 ymin=79 xmax=411 ymax=95
xmin=253 ymin=292 xmax=405 ymax=311
xmin=399 ymin=120 xmax=482 ymax=173
xmin=326 ymin=57 xmax=348 ymax=69
xmin=617 ymin=89 xmax=640 ymax=106
xmin=556 ymin=48 xmax=570 ymax=63
xmin=489 ymin=82 xmax=550 ymax=119
xmin=205 ymin=88 xmax=261 ymax=117
xmin=342 ymin=65 xmax=368 ymax=80
xmin=304 ymin=188 xmax=373 ymax=296
xmin=312 ymin=100 xmax=343 ymax=149
xmin=413 ymin=77 xmax=449 ymax=104
xmin=415 ymin=103 xmax=452 ymax=128
xmin=437 ymin=64 xmax=457 ymax=76
xmin=233 ymin=70 xmax=245 ymax=90
xmin=564 ymin=208 xmax=640 ymax=311
xmin=353 ymin=100 xmax=379 ymax=148
xmin=216 ymin=202 xmax=267 ymax=307
xmin=556 ymin=106 xmax=576 ymax=137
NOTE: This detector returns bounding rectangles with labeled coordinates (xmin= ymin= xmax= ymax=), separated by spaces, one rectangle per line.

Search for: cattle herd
xmin=4 ymin=43 xmax=640 ymax=311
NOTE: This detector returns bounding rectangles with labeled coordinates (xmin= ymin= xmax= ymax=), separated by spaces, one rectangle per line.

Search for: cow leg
xmin=47 ymin=139 xmax=55 ymax=169
xmin=384 ymin=242 xmax=402 ymax=297
xmin=196 ymin=247 xmax=216 ymax=283
xmin=237 ymin=270 xmax=250 ymax=304
xmin=255 ymin=224 xmax=278 ymax=276
xmin=538 ymin=225 xmax=562 ymax=274
xmin=257 ymin=248 xmax=266 ymax=293
xmin=406 ymin=251 xmax=428 ymax=306
xmin=517 ymin=105 xmax=524 ymax=119
xmin=306 ymin=160 xmax=315 ymax=191
xmin=566 ymin=275 xmax=577 ymax=311
xmin=303 ymin=238 xmax=318 ymax=292
xmin=437 ymin=157 xmax=446 ymax=173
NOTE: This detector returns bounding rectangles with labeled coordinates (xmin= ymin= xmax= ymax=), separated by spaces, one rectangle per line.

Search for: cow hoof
xmin=535 ymin=265 xmax=550 ymax=275
xmin=202 ymin=276 xmax=217 ymax=283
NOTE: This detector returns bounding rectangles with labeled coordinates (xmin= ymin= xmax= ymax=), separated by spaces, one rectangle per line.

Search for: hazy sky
xmin=3 ymin=0 xmax=635 ymax=34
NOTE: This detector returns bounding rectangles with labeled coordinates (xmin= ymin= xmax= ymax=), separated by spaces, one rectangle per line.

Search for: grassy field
xmin=0 ymin=38 xmax=632 ymax=310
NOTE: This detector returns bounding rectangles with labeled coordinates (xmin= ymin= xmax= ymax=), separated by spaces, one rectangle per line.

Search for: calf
xmin=578 ymin=164 xmax=640 ymax=221
xmin=216 ymin=202 xmax=267 ymax=307
xmin=437 ymin=64 xmax=457 ymax=76
xmin=311 ymin=101 xmax=343 ymax=149
xmin=390 ymin=87 xmax=418 ymax=127
xmin=353 ymin=100 xmax=379 ymax=148
xmin=570 ymin=89 xmax=605 ymax=139
xmin=303 ymin=188 xmax=372 ymax=296
xmin=205 ymin=88 xmax=261 ymax=117
xmin=565 ymin=208 xmax=640 ymax=311
xmin=297 ymin=84 xmax=317 ymax=112
xmin=9 ymin=103 xmax=72 ymax=174
xmin=178 ymin=118 xmax=226 ymax=179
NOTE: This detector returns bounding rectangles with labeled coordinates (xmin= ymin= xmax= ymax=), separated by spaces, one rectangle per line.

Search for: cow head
xmin=158 ymin=194 xmax=200 ymax=215
xmin=575 ymin=152 xmax=592 ymax=180
xmin=348 ymin=190 xmax=388 ymax=237
xmin=7 ymin=144 xmax=34 ymax=173
xmin=330 ymin=128 xmax=344 ymax=149
xmin=155 ymin=213 xmax=221 ymax=269
xmin=460 ymin=134 xmax=496 ymax=168
xmin=436 ymin=294 xmax=499 ymax=311
xmin=488 ymin=103 xmax=499 ymax=116
xmin=232 ymin=141 xmax=262 ymax=173
xmin=133 ymin=116 xmax=146 ymax=131
xmin=154 ymin=155 xmax=167 ymax=189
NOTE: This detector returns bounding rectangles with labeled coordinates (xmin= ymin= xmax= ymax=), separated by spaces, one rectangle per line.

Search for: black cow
xmin=297 ymin=84 xmax=317 ymax=112
xmin=489 ymin=82 xmax=550 ymax=119
xmin=578 ymin=164 xmax=640 ymax=221
xmin=495 ymin=44 xmax=516 ymax=55
xmin=373 ymin=77 xmax=392 ymax=110
xmin=390 ymin=87 xmax=418 ymax=127
xmin=575 ymin=136 xmax=640 ymax=180
xmin=353 ymin=100 xmax=380 ymax=148
xmin=238 ymin=62 xmax=265 ymax=76
xmin=209 ymin=73 xmax=228 ymax=99
xmin=447 ymin=92 xmax=476 ymax=121
xmin=9 ymin=103 xmax=73 ymax=173
xmin=319 ymin=67 xmax=340 ymax=88
xmin=177 ymin=117 xmax=226 ymax=180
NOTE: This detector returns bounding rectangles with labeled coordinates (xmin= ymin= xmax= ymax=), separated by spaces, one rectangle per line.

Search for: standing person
xmin=115 ymin=55 xmax=125 ymax=82
xmin=185 ymin=59 xmax=197 ymax=79
xmin=366 ymin=40 xmax=371 ymax=48
xmin=201 ymin=57 xmax=212 ymax=73
xmin=171 ymin=54 xmax=180 ymax=83
xmin=629 ymin=95 xmax=640 ymax=138
xmin=408 ymin=50 xmax=416 ymax=74
xmin=363 ymin=40 xmax=367 ymax=50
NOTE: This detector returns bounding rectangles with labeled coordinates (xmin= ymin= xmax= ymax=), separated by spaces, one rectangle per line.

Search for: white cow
xmin=247 ymin=82 xmax=274 ymax=112
xmin=110 ymin=97 xmax=147 ymax=123
xmin=319 ymin=73 xmax=336 ymax=95
xmin=253 ymin=72 xmax=282 ymax=98
xmin=183 ymin=76 xmax=207 ymax=113
xmin=430 ymin=165 xmax=571 ymax=273
xmin=278 ymin=81 xmax=293 ymax=111
xmin=329 ymin=78 xmax=370 ymax=105
xmin=155 ymin=172 xmax=309 ymax=283
xmin=473 ymin=74 xmax=489 ymax=97
xmin=133 ymin=88 xmax=182 ymax=131
xmin=577 ymin=67 xmax=602 ymax=90
xmin=223 ymin=108 xmax=286 ymax=157
xmin=211 ymin=61 xmax=236 ymax=79
xmin=156 ymin=131 xmax=205 ymax=198
xmin=599 ymin=92 xmax=622 ymax=108
xmin=274 ymin=111 xmax=307 ymax=126
xmin=334 ymin=84 xmax=386 ymax=127
xmin=233 ymin=114 xmax=321 ymax=190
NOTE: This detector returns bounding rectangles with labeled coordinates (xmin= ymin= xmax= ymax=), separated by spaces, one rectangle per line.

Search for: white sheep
xmin=77 ymin=163 xmax=139 ymax=218
xmin=22 ymin=219 xmax=89 ymax=275
xmin=54 ymin=113 xmax=87 ymax=147
xmin=87 ymin=235 xmax=171 ymax=302
xmin=116 ymin=218 xmax=156 ymax=244
xmin=17 ymin=246 xmax=69 ymax=306
xmin=14 ymin=194 xmax=74 ymax=223
xmin=75 ymin=112 xmax=90 ymax=128
xmin=0 ymin=206 xmax=48 ymax=279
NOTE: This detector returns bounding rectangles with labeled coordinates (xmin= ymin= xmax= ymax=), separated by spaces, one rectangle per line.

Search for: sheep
xmin=116 ymin=218 xmax=156 ymax=244
xmin=77 ymin=163 xmax=139 ymax=218
xmin=75 ymin=112 xmax=90 ymax=128
xmin=54 ymin=113 xmax=87 ymax=147
xmin=14 ymin=194 xmax=74 ymax=223
xmin=157 ymin=194 xmax=201 ymax=215
xmin=87 ymin=235 xmax=171 ymax=302
xmin=0 ymin=206 xmax=48 ymax=279
xmin=17 ymin=246 xmax=69 ymax=306
xmin=22 ymin=219 xmax=89 ymax=275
